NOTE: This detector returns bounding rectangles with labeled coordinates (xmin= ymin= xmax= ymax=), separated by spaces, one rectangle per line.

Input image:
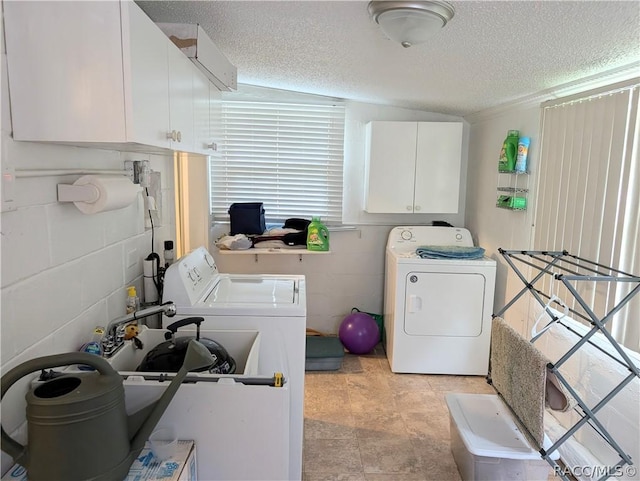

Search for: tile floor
xmin=302 ymin=344 xmax=496 ymax=481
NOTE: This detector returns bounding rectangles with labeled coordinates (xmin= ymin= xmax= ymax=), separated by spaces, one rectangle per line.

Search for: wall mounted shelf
xmin=216 ymin=248 xmax=331 ymax=262
xmin=496 ymin=171 xmax=529 ymax=210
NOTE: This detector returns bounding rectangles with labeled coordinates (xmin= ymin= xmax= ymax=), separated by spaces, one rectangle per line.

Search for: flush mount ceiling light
xmin=368 ymin=1 xmax=455 ymax=48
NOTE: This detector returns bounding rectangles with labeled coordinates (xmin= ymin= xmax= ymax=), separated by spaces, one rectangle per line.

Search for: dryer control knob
xmin=400 ymin=230 xmax=412 ymax=241
xmin=456 ymin=233 xmax=463 ymax=240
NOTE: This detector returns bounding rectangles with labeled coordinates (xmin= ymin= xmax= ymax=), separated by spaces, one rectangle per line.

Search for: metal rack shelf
xmin=496 ymin=171 xmax=529 ymax=210
xmin=497 ymin=186 xmax=529 ymax=193
xmin=494 ymin=249 xmax=640 ymax=480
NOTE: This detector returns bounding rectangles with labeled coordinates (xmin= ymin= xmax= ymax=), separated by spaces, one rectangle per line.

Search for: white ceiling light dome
xmin=368 ymin=1 xmax=455 ymax=48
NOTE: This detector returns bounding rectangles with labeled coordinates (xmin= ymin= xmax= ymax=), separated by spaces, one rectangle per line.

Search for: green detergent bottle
xmin=307 ymin=217 xmax=330 ymax=251
xmin=498 ymin=130 xmax=519 ymax=172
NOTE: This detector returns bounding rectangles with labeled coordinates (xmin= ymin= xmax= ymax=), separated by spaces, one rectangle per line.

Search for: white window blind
xmin=534 ymin=79 xmax=639 ymax=351
xmin=210 ymin=100 xmax=345 ymax=224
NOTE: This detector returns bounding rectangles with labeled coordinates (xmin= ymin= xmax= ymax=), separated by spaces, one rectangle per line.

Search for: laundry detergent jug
xmin=498 ymin=130 xmax=519 ymax=172
xmin=306 ymin=217 xmax=330 ymax=251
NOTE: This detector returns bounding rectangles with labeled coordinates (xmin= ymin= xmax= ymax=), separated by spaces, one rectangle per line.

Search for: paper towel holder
xmin=57 ymin=183 xmax=101 ymax=204
xmin=57 ymin=174 xmax=139 ymax=214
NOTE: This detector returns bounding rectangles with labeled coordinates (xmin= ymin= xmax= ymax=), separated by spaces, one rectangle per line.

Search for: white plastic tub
xmin=445 ymin=393 xmax=559 ymax=481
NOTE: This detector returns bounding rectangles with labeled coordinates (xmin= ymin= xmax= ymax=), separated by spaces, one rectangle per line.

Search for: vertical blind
xmin=210 ymin=101 xmax=345 ymax=224
xmin=534 ymin=80 xmax=639 ymax=351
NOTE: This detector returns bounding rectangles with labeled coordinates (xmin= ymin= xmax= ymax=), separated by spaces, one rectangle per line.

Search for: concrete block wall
xmin=0 ymin=48 xmax=176 ymax=473
xmin=211 ymin=225 xmax=391 ymax=334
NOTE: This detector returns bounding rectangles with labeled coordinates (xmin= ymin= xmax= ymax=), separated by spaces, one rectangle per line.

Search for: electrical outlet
xmin=124 ymin=160 xmax=135 ymax=183
xmin=139 ymin=160 xmax=151 ymax=188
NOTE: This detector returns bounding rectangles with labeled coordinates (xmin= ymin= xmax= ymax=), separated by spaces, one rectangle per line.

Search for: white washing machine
xmin=125 ymin=247 xmax=306 ymax=480
xmin=384 ymin=226 xmax=496 ymax=375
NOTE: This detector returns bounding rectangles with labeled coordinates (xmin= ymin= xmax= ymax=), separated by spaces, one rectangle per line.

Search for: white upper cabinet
xmin=167 ymin=40 xmax=195 ymax=151
xmin=3 ymin=0 xmax=217 ymax=155
xmin=364 ymin=121 xmax=463 ymax=214
xmin=126 ymin=1 xmax=171 ymax=149
xmin=193 ymin=70 xmax=222 ymax=155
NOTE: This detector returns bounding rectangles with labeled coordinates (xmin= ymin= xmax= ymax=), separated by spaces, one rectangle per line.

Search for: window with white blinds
xmin=210 ymin=100 xmax=345 ymax=224
xmin=534 ymin=79 xmax=639 ymax=351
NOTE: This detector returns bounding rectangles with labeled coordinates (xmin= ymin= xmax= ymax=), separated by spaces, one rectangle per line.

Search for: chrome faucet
xmin=102 ymin=302 xmax=177 ymax=357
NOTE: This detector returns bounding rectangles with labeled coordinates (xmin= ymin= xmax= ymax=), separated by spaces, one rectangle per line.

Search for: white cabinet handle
xmin=408 ymin=295 xmax=422 ymax=313
xmin=415 ymin=205 xmax=421 ymax=211
xmin=167 ymin=130 xmax=177 ymax=141
xmin=207 ymin=142 xmax=218 ymax=151
xmin=176 ymin=131 xmax=182 ymax=142
xmin=406 ymin=206 xmax=412 ymax=211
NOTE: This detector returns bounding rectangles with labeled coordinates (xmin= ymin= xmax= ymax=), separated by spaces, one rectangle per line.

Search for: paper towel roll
xmin=72 ymin=175 xmax=140 ymax=214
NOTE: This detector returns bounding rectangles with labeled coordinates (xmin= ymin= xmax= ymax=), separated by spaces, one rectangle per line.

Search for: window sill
xmin=217 ymin=248 xmax=331 ymax=255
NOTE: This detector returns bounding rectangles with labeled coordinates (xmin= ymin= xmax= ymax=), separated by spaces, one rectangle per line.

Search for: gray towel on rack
xmin=416 ymin=245 xmax=485 ymax=259
xmin=490 ymin=317 xmax=547 ymax=446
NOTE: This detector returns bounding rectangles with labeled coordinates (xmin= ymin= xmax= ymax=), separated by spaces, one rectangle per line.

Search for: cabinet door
xmin=414 ymin=122 xmax=463 ymax=213
xmin=125 ymin=1 xmax=171 ymax=148
xmin=167 ymin=42 xmax=195 ymax=151
xmin=192 ymin=69 xmax=213 ymax=154
xmin=4 ymin=1 xmax=127 ymax=142
xmin=364 ymin=121 xmax=418 ymax=213
xmin=208 ymin=83 xmax=223 ymax=154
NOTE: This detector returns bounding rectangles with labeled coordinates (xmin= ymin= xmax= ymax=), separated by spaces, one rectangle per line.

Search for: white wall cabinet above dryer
xmin=3 ymin=0 xmax=216 ymax=156
xmin=364 ymin=121 xmax=463 ymax=214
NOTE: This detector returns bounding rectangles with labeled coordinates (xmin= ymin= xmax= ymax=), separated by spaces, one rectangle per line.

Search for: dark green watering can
xmin=1 ymin=340 xmax=213 ymax=481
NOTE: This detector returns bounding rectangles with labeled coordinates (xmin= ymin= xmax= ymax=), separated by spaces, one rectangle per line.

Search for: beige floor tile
xmin=392 ymin=390 xmax=446 ymax=413
xmin=345 ymin=372 xmax=390 ymax=391
xmin=427 ymin=374 xmax=491 ymax=393
xmin=303 ymin=475 xmax=366 ymax=481
xmin=401 ymin=411 xmax=450 ymax=441
xmin=359 ymin=437 xmax=425 ymax=474
xmin=305 ymin=411 xmax=357 ymax=440
xmin=340 ymin=355 xmax=365 ymax=373
xmin=303 ymin=352 xmax=506 ymax=481
xmin=385 ymin=373 xmax=434 ymax=391
xmin=352 ymin=410 xmax=409 ymax=439
xmin=364 ymin=474 xmax=428 ymax=481
xmin=357 ymin=356 xmax=387 ymax=372
xmin=306 ymin=388 xmax=352 ymax=415
xmin=303 ymin=439 xmax=363 ymax=474
xmin=411 ymin=440 xmax=461 ymax=481
xmin=349 ymin=389 xmax=398 ymax=414
xmin=305 ymin=372 xmax=350 ymax=390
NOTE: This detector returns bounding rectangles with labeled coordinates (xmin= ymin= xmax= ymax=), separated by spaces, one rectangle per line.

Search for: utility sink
xmin=107 ymin=325 xmax=262 ymax=376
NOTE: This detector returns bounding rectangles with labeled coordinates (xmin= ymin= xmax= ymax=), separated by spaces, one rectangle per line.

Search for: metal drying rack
xmin=494 ymin=249 xmax=640 ymax=481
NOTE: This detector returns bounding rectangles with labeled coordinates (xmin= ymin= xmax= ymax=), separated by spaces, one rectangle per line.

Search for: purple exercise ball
xmin=339 ymin=312 xmax=380 ymax=354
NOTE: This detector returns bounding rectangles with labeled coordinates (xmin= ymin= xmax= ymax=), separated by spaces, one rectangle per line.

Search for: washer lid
xmin=162 ymin=247 xmax=306 ymax=316
xmin=206 ymin=276 xmax=297 ymax=305
xmin=191 ymin=274 xmax=307 ymax=316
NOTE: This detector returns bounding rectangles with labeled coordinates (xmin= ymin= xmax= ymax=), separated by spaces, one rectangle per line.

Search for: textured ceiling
xmin=136 ymin=1 xmax=640 ymax=116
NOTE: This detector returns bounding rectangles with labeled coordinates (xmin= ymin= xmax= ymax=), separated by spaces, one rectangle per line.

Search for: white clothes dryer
xmin=384 ymin=226 xmax=496 ymax=375
xmin=134 ymin=247 xmax=305 ymax=480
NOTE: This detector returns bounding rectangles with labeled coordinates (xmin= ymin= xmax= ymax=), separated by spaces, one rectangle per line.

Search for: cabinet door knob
xmin=177 ymin=131 xmax=182 ymax=142
xmin=207 ymin=142 xmax=218 ymax=151
xmin=406 ymin=206 xmax=412 ymax=211
xmin=415 ymin=205 xmax=421 ymax=211
xmin=167 ymin=130 xmax=177 ymax=141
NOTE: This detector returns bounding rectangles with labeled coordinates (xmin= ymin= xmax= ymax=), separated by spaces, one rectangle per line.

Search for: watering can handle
xmin=1 ymin=352 xmax=119 ymax=463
